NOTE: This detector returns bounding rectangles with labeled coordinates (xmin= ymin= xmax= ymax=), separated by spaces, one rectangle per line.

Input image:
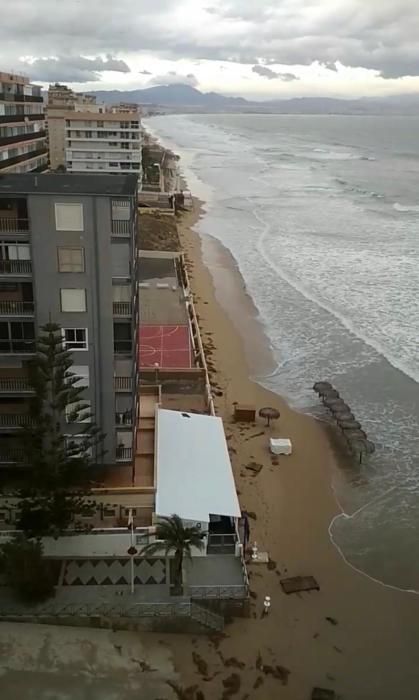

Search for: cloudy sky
xmin=1 ymin=0 xmax=419 ymax=99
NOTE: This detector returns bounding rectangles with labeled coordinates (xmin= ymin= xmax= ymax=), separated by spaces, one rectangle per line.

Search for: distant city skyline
xmin=1 ymin=0 xmax=419 ymax=100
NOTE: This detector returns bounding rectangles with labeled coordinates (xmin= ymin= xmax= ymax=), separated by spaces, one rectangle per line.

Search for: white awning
xmin=155 ymin=408 xmax=241 ymax=524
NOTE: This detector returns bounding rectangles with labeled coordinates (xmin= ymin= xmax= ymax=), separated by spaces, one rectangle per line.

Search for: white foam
xmin=393 ymin=202 xmax=419 ymax=213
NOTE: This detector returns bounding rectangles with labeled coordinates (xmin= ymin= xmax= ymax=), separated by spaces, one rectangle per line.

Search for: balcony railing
xmin=115 ymin=411 xmax=133 ymax=426
xmin=114 ymin=376 xmax=132 ymax=391
xmin=113 ymin=301 xmax=132 ymax=317
xmin=0 ymin=218 xmax=29 ymax=233
xmin=0 ymin=340 xmax=35 ymax=354
xmin=115 ymin=446 xmax=132 ymax=462
xmin=114 ymin=341 xmax=132 ymax=354
xmin=0 ymin=147 xmax=47 ymax=170
xmin=111 ymin=220 xmax=131 ymax=236
xmin=0 ymin=414 xmax=33 ymax=427
xmin=0 ymin=130 xmax=46 ymax=148
xmin=0 ymin=260 xmax=32 ymax=275
xmin=0 ymin=301 xmax=34 ymax=315
xmin=0 ymin=377 xmax=33 ymax=392
xmin=0 ymin=448 xmax=26 ymax=464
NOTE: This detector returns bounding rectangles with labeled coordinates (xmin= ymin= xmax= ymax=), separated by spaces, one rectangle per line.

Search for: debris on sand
xmin=222 ymin=673 xmax=241 ymax=699
xmin=267 ymin=559 xmax=277 ymax=571
xmin=192 ymin=652 xmax=209 ymax=677
xmin=253 ymin=676 xmax=264 ymax=689
xmin=245 ymin=461 xmax=263 ymax=475
xmin=325 ymin=616 xmax=338 ymax=626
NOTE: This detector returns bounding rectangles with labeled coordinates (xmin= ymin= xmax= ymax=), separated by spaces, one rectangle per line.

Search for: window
xmin=60 ymin=289 xmax=86 ymax=312
xmin=57 ymin=247 xmax=85 ymax=273
xmin=114 ymin=322 xmax=132 ymax=353
xmin=65 ymin=435 xmax=92 ymax=459
xmin=70 ymin=365 xmax=89 ymax=388
xmin=65 ymin=400 xmax=91 ymax=423
xmin=55 ymin=203 xmax=84 ymax=231
xmin=112 ymin=285 xmax=131 ymax=302
xmin=63 ymin=327 xmax=88 ymax=350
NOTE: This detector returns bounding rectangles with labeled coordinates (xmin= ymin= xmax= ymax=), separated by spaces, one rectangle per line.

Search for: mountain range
xmin=89 ymin=83 xmax=419 ymax=115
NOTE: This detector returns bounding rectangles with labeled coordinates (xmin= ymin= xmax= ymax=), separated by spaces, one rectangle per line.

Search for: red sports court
xmin=139 ymin=325 xmax=192 ymax=369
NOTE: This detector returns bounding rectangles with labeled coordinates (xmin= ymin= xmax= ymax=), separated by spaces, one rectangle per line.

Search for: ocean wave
xmin=311 ymin=149 xmax=375 ymax=161
xmin=335 ymin=178 xmax=384 ymax=199
xmin=394 ymin=202 xmax=419 ymax=213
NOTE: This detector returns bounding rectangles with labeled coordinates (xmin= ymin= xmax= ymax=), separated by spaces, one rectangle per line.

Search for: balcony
xmin=0 ymin=340 xmax=35 ymax=355
xmin=114 ymin=340 xmax=132 ymax=354
xmin=0 ymin=260 xmax=32 ymax=275
xmin=115 ymin=411 xmax=133 ymax=427
xmin=0 ymin=301 xmax=34 ymax=315
xmin=113 ymin=301 xmax=132 ymax=317
xmin=116 ymin=446 xmax=133 ymax=463
xmin=0 ymin=377 xmax=33 ymax=393
xmin=111 ymin=220 xmax=131 ymax=237
xmin=0 ymin=448 xmax=26 ymax=464
xmin=0 ymin=218 xmax=29 ymax=234
xmin=0 ymin=130 xmax=46 ymax=148
xmin=0 ymin=414 xmax=33 ymax=428
xmin=114 ymin=376 xmax=132 ymax=392
xmin=0 ymin=114 xmax=43 ymax=125
xmin=0 ymin=147 xmax=48 ymax=171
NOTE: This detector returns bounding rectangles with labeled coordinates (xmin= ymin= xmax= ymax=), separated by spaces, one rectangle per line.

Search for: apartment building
xmin=0 ymin=71 xmax=47 ymax=174
xmin=64 ymin=110 xmax=142 ymax=181
xmin=0 ymin=173 xmax=138 ymax=468
xmin=47 ymin=84 xmax=102 ymax=170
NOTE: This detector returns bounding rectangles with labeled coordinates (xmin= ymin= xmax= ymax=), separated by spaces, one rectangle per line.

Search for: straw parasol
xmin=342 ymin=428 xmax=367 ymax=440
xmin=323 ymin=397 xmax=347 ymax=410
xmin=364 ymin=440 xmax=375 ymax=454
xmin=313 ymin=381 xmax=333 ymax=395
xmin=336 ymin=419 xmax=362 ymax=431
xmin=321 ymin=388 xmax=340 ymax=400
xmin=348 ymin=437 xmax=369 ymax=463
xmin=333 ymin=410 xmax=355 ymax=422
xmin=259 ymin=407 xmax=280 ymax=427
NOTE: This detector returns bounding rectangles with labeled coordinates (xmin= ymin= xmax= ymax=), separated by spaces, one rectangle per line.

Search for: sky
xmin=1 ymin=0 xmax=419 ymax=99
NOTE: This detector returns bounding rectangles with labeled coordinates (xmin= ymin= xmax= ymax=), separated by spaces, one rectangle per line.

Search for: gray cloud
xmin=139 ymin=69 xmax=152 ymax=75
xmin=148 ymin=72 xmax=199 ymax=87
xmin=252 ymin=65 xmax=299 ymax=81
xmin=1 ymin=0 xmax=419 ymax=82
xmin=22 ymin=54 xmax=131 ymax=83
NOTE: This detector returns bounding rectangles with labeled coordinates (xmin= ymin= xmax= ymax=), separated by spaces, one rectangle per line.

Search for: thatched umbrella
xmin=259 ymin=407 xmax=280 ymax=427
xmin=313 ymin=381 xmax=333 ymax=395
xmin=364 ymin=440 xmax=375 ymax=455
xmin=348 ymin=437 xmax=369 ymax=463
xmin=333 ymin=410 xmax=355 ymax=422
xmin=321 ymin=388 xmax=340 ymax=400
xmin=329 ymin=401 xmax=352 ymax=414
xmin=343 ymin=428 xmax=367 ymax=440
xmin=336 ymin=419 xmax=362 ymax=431
xmin=323 ymin=398 xmax=347 ymax=410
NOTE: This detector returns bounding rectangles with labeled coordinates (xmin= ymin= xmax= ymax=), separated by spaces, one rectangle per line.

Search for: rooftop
xmin=0 ymin=173 xmax=138 ymax=197
xmin=155 ymin=408 xmax=241 ymax=524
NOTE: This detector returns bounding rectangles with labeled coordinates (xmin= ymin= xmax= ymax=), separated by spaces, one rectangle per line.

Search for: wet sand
xmin=156 ymin=200 xmax=419 ymax=700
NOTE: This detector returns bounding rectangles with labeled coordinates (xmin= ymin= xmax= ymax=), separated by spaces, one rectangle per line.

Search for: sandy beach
xmin=155 ymin=200 xmax=419 ymax=700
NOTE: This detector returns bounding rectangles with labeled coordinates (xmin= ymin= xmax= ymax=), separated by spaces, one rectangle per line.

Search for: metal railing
xmin=115 ymin=446 xmax=132 ymax=462
xmin=113 ymin=301 xmax=132 ymax=317
xmin=0 ymin=218 xmax=29 ymax=233
xmin=0 ymin=340 xmax=35 ymax=354
xmin=0 ymin=260 xmax=32 ymax=275
xmin=0 ymin=600 xmax=223 ymax=630
xmin=114 ymin=376 xmax=132 ymax=392
xmin=0 ymin=414 xmax=33 ymax=427
xmin=111 ymin=220 xmax=131 ymax=236
xmin=115 ymin=411 xmax=133 ymax=426
xmin=0 ymin=448 xmax=25 ymax=463
xmin=189 ymin=585 xmax=248 ymax=600
xmin=207 ymin=533 xmax=237 ymax=554
xmin=0 ymin=377 xmax=32 ymax=392
xmin=0 ymin=301 xmax=34 ymax=315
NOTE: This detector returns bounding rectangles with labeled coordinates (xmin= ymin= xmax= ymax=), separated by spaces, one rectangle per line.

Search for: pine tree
xmin=17 ymin=322 xmax=105 ymax=537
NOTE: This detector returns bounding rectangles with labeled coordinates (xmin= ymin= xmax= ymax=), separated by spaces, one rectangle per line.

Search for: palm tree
xmin=141 ymin=514 xmax=206 ymax=595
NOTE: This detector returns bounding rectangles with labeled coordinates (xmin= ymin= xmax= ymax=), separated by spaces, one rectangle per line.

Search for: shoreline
xmin=158 ymin=196 xmax=419 ymax=700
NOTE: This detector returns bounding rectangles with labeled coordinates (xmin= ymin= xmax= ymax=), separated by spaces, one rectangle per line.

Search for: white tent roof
xmin=155 ymin=408 xmax=241 ymax=523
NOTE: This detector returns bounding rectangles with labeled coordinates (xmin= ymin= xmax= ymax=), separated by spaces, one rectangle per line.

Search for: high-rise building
xmin=64 ymin=109 xmax=142 ymax=181
xmin=0 ymin=71 xmax=47 ymax=174
xmin=47 ymin=84 xmax=103 ymax=171
xmin=0 ymin=173 xmax=138 ymax=468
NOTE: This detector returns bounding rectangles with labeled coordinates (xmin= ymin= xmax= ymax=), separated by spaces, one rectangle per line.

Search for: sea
xmin=145 ymin=113 xmax=419 ymax=593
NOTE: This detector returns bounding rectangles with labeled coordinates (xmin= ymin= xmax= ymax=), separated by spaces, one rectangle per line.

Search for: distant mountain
xmin=90 ymin=83 xmax=248 ymax=108
xmin=88 ymin=84 xmax=419 ymax=115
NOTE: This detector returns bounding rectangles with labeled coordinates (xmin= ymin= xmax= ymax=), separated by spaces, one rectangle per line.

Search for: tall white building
xmin=64 ymin=110 xmax=142 ymax=182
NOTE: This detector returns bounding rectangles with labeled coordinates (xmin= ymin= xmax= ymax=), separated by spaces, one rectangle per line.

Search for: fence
xmin=0 ymin=260 xmax=32 ymax=274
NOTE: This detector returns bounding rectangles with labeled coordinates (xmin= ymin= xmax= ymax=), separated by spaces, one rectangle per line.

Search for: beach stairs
xmin=190 ymin=601 xmax=224 ymax=632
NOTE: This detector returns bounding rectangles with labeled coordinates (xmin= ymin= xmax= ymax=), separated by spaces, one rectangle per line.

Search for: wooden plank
xmin=280 ymin=576 xmax=320 ymax=594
